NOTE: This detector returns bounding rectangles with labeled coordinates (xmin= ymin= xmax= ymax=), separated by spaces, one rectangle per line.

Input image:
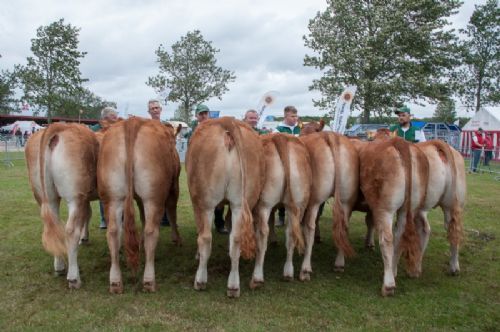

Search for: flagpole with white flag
xmin=256 ymin=91 xmax=278 ymax=128
xmin=329 ymin=86 xmax=357 ymax=134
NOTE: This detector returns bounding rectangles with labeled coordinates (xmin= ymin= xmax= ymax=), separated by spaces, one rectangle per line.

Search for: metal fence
xmin=1 ymin=135 xmax=26 ymax=167
xmin=457 ymin=146 xmax=500 ymax=180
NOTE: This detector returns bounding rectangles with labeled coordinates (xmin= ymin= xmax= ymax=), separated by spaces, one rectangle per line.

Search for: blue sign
xmin=209 ymin=111 xmax=220 ymax=119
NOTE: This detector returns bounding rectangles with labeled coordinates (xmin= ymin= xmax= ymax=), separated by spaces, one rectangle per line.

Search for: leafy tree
xmin=17 ymin=19 xmax=87 ymax=122
xmin=433 ymin=97 xmax=457 ymax=123
xmin=304 ymin=0 xmax=462 ymax=122
xmin=454 ymin=0 xmax=499 ymax=112
xmin=56 ymin=88 xmax=116 ymax=119
xmin=147 ymin=30 xmax=236 ymax=123
xmin=0 ymin=54 xmax=19 ymax=114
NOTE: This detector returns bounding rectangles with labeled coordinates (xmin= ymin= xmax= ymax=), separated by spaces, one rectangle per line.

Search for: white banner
xmin=329 ymin=85 xmax=357 ymax=134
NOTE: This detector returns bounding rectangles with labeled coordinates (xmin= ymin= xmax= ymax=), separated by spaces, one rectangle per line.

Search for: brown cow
xmin=25 ymin=123 xmax=99 ymax=288
xmin=358 ymin=137 xmax=428 ymax=296
xmin=186 ymin=117 xmax=264 ymax=298
xmin=414 ymin=140 xmax=465 ymax=275
xmin=250 ymin=133 xmax=310 ymax=288
xmin=298 ymin=131 xmax=359 ymax=280
xmin=98 ymin=117 xmax=181 ymax=293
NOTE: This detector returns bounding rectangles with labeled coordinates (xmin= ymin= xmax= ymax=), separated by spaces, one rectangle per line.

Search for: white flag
xmin=329 ymin=86 xmax=357 ymax=134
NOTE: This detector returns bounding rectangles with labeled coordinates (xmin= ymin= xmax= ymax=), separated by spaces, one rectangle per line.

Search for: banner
xmin=256 ymin=91 xmax=278 ymax=128
xmin=329 ymin=86 xmax=357 ymax=134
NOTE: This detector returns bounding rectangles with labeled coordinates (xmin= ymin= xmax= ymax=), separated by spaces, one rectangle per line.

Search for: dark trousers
xmin=214 ymin=206 xmax=225 ymax=229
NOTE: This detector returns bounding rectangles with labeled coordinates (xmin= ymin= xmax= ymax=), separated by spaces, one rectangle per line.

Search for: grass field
xmin=1 ymin=152 xmax=499 ymax=331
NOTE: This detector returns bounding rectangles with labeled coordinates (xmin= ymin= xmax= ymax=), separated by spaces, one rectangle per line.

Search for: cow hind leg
xmin=65 ymin=200 xmax=90 ymax=289
xmin=364 ymin=211 xmax=375 ymax=250
xmin=194 ymin=208 xmax=212 ymax=291
xmin=414 ymin=211 xmax=431 ymax=276
xmin=376 ymin=210 xmax=396 ymax=297
xmin=106 ymin=200 xmax=124 ymax=294
xmin=299 ymin=204 xmax=319 ymax=281
xmin=333 ymin=202 xmax=354 ymax=272
xmin=142 ymin=201 xmax=162 ymax=292
xmin=268 ymin=206 xmax=277 ymax=245
xmin=250 ymin=206 xmax=271 ymax=289
xmin=227 ymin=204 xmax=246 ymax=298
xmin=78 ymin=207 xmax=91 ymax=245
xmin=283 ymin=208 xmax=299 ymax=281
xmin=166 ymin=184 xmax=182 ymax=246
xmin=53 ymin=256 xmax=66 ymax=276
xmin=444 ymin=207 xmax=461 ymax=275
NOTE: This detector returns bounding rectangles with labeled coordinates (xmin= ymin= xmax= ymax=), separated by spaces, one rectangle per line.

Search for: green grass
xmin=1 ymin=156 xmax=499 ymax=331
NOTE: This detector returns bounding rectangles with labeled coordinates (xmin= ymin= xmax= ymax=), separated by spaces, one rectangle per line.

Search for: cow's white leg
xmin=107 ymin=200 xmax=124 ymax=294
xmin=299 ymin=204 xmax=319 ymax=281
xmin=53 ymin=256 xmax=66 ymax=275
xmin=143 ymin=202 xmax=162 ymax=292
xmin=392 ymin=210 xmax=406 ymax=278
xmin=251 ymin=205 xmax=271 ymax=289
xmin=65 ymin=200 xmax=90 ymax=289
xmin=377 ymin=210 xmax=396 ymax=296
xmin=443 ymin=208 xmax=460 ymax=275
xmin=364 ymin=211 xmax=375 ymax=250
xmin=414 ymin=211 xmax=431 ymax=275
xmin=283 ymin=210 xmax=297 ymax=281
xmin=227 ymin=205 xmax=243 ymax=298
xmin=194 ymin=208 xmax=212 ymax=291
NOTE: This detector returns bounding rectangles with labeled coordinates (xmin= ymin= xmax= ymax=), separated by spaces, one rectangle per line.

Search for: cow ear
xmin=319 ymin=119 xmax=325 ymax=131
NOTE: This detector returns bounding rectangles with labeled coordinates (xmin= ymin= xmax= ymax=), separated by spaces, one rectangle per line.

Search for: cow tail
xmin=38 ymin=124 xmax=67 ymax=257
xmin=271 ymin=134 xmax=305 ymax=254
xmin=123 ymin=118 xmax=141 ymax=272
xmin=393 ymin=138 xmax=421 ymax=274
xmin=221 ymin=119 xmax=256 ymax=260
xmin=325 ymin=133 xmax=355 ymax=257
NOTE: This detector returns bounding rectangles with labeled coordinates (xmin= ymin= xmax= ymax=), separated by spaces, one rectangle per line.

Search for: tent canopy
xmin=462 ymin=109 xmax=500 ymax=132
xmin=0 ymin=120 xmax=44 ymax=133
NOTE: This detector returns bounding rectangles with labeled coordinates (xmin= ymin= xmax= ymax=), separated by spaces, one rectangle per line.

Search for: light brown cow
xmin=186 ymin=117 xmax=264 ymax=298
xmin=250 ymin=133 xmax=310 ymax=287
xmin=25 ymin=123 xmax=99 ymax=288
xmin=414 ymin=140 xmax=465 ymax=275
xmin=358 ymin=137 xmax=428 ymax=296
xmin=98 ymin=117 xmax=181 ymax=293
xmin=298 ymin=131 xmax=359 ymax=280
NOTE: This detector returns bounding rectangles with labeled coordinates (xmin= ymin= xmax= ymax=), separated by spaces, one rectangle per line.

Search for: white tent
xmin=0 ymin=120 xmax=44 ymax=134
xmin=460 ymin=109 xmax=500 ymax=160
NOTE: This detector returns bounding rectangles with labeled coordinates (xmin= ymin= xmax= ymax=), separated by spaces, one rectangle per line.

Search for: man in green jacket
xmin=275 ymin=105 xmax=301 ymax=136
xmin=389 ymin=106 xmax=427 ymax=143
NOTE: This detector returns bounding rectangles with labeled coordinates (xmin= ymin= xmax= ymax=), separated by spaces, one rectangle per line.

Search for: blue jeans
xmin=471 ymin=149 xmax=482 ymax=172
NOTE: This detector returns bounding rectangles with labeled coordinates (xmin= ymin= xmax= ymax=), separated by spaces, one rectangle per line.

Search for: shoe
xmin=99 ymin=221 xmax=107 ymax=229
xmin=216 ymin=226 xmax=229 ymax=234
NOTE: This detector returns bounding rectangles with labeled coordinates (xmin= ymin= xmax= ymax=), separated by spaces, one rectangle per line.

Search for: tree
xmin=304 ymin=0 xmax=462 ymax=123
xmin=433 ymin=97 xmax=457 ymax=123
xmin=454 ymin=0 xmax=499 ymax=112
xmin=17 ymin=19 xmax=87 ymax=122
xmin=56 ymin=88 xmax=116 ymax=119
xmin=147 ymin=30 xmax=236 ymax=123
xmin=0 ymin=54 xmax=19 ymax=114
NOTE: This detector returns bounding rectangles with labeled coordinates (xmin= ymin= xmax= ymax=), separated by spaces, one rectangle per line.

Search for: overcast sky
xmin=0 ymin=0 xmax=491 ymax=121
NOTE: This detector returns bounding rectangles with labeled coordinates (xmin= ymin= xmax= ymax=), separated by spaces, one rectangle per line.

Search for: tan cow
xmin=98 ymin=117 xmax=181 ymax=293
xmin=358 ymin=137 xmax=428 ymax=296
xmin=298 ymin=131 xmax=359 ymax=280
xmin=25 ymin=123 xmax=99 ymax=288
xmin=250 ymin=133 xmax=310 ymax=287
xmin=186 ymin=117 xmax=264 ymax=298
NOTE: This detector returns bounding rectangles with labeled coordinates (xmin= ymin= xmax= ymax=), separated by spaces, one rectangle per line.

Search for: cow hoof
xmin=227 ymin=288 xmax=240 ymax=298
xmin=249 ymin=278 xmax=264 ymax=290
xmin=407 ymin=270 xmax=421 ymax=278
xmin=79 ymin=238 xmax=89 ymax=245
xmin=194 ymin=281 xmax=206 ymax=291
xmin=109 ymin=282 xmax=123 ymax=294
xmin=54 ymin=269 xmax=66 ymax=277
xmin=314 ymin=236 xmax=322 ymax=244
xmin=68 ymin=279 xmax=81 ymax=289
xmin=143 ymin=281 xmax=157 ymax=292
xmin=381 ymin=285 xmax=396 ymax=297
xmin=299 ymin=270 xmax=311 ymax=281
xmin=283 ymin=275 xmax=293 ymax=282
xmin=334 ymin=265 xmax=345 ymax=273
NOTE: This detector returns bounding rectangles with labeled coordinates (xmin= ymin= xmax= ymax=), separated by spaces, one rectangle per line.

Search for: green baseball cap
xmin=395 ymin=106 xmax=411 ymax=115
xmin=195 ymin=104 xmax=209 ymax=115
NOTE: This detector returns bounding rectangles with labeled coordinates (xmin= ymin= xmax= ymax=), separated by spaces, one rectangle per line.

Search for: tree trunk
xmin=475 ymin=70 xmax=483 ymax=113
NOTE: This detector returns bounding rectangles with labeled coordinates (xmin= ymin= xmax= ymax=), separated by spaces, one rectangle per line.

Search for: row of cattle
xmin=25 ymin=117 xmax=466 ymax=297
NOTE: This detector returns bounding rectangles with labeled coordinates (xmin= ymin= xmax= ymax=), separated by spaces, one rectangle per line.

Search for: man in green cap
xmin=389 ymin=106 xmax=426 ymax=143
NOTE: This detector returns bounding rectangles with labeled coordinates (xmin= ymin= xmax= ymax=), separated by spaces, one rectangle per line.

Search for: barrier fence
xmin=458 ymin=146 xmax=500 ymax=180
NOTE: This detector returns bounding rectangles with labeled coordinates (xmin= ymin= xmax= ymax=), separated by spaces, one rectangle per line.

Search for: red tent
xmin=460 ymin=109 xmax=500 ymax=161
